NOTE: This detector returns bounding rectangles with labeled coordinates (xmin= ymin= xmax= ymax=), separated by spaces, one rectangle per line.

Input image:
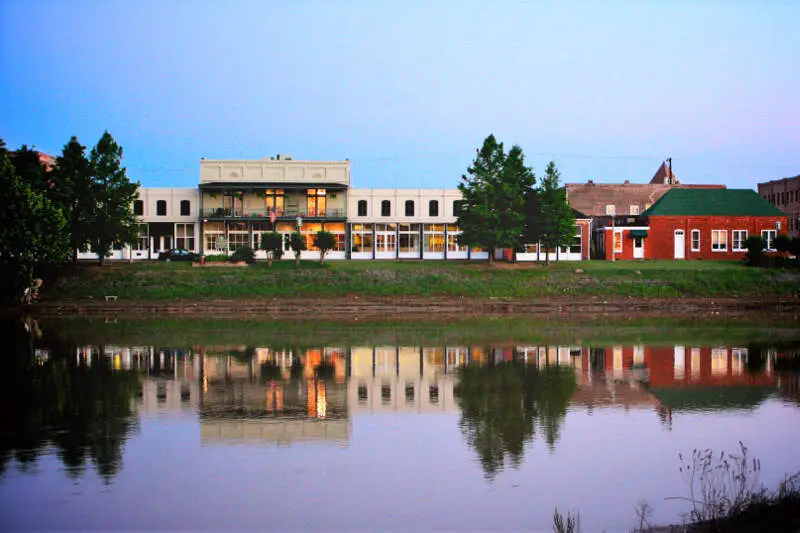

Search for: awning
xmin=630 ymin=229 xmax=648 ymax=238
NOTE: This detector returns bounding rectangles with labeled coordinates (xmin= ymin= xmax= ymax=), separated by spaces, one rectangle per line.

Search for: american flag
xmin=269 ymin=209 xmax=277 ymax=224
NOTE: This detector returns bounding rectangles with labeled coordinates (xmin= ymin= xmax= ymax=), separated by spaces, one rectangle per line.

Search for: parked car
xmin=158 ymin=249 xmax=197 ymax=262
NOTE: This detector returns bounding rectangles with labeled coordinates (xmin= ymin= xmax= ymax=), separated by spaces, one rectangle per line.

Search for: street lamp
xmin=296 ymin=216 xmax=303 ymax=232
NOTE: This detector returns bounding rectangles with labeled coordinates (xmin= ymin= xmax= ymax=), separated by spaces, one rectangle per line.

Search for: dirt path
xmin=18 ymin=295 xmax=800 ymax=320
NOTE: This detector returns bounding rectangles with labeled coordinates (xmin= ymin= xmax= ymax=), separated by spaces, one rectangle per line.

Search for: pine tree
xmin=53 ymin=137 xmax=94 ymax=264
xmin=88 ymin=132 xmax=140 ymax=266
xmin=535 ymin=162 xmax=576 ymax=265
xmin=457 ymin=135 xmax=535 ymax=264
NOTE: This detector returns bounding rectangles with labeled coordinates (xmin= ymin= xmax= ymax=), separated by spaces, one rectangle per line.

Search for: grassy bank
xmin=43 ymin=259 xmax=800 ymax=302
xmin=29 ymin=314 xmax=800 ymax=349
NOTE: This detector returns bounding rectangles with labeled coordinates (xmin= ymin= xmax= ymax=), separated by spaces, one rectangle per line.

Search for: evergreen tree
xmin=534 ymin=162 xmax=576 ymax=265
xmin=53 ymin=137 xmax=94 ymax=264
xmin=88 ymin=132 xmax=139 ymax=266
xmin=10 ymin=145 xmax=49 ymax=192
xmin=456 ymin=135 xmax=535 ymax=264
xmin=0 ymin=141 xmax=69 ymax=303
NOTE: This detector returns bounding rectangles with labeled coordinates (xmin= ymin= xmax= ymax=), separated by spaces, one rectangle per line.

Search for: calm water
xmin=1 ymin=318 xmax=800 ymax=532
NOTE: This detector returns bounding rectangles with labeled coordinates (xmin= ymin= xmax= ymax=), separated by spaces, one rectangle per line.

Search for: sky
xmin=1 ymin=0 xmax=798 ymax=190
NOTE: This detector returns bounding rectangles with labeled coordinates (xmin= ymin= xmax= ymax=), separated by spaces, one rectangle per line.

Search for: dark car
xmin=158 ymin=248 xmax=197 ymax=262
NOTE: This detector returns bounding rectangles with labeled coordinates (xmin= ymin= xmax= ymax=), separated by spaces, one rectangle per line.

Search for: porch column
xmin=443 ymin=224 xmax=448 ymax=260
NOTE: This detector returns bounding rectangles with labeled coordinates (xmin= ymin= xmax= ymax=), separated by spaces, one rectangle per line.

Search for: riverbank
xmin=27 ymin=260 xmax=800 ymax=313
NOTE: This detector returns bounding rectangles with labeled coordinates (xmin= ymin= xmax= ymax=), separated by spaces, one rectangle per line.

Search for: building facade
xmin=758 ymin=175 xmax=800 ymax=238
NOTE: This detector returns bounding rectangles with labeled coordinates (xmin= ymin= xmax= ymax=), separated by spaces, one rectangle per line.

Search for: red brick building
xmin=597 ymin=188 xmax=787 ymax=260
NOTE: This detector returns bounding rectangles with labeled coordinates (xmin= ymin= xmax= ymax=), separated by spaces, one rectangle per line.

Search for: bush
xmin=229 ymin=246 xmax=255 ymax=264
xmin=744 ymin=236 xmax=765 ymax=266
xmin=202 ymin=254 xmax=227 ymax=263
xmin=260 ymin=232 xmax=284 ymax=265
xmin=775 ymin=234 xmax=792 ymax=256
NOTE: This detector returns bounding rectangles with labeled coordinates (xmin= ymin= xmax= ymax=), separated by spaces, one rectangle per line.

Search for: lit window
xmin=732 ymin=230 xmax=747 ymax=251
xmin=711 ymin=230 xmax=727 ymax=251
xmin=613 ymin=231 xmax=622 ymax=253
xmin=629 ymin=205 xmax=640 ymax=215
xmin=605 ymin=205 xmax=616 ymax=216
xmin=691 ymin=229 xmax=700 ymax=251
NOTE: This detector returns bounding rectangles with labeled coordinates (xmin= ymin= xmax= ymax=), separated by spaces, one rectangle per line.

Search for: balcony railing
xmin=202 ymin=207 xmax=346 ymax=219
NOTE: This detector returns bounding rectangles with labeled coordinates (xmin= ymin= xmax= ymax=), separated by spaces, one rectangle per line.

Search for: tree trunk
xmin=268 ymin=256 xmax=273 ymax=267
xmin=488 ymin=252 xmax=494 ymax=267
xmin=319 ymin=251 xmax=326 ymax=266
xmin=295 ymin=253 xmax=300 ymax=267
xmin=73 ymin=248 xmax=79 ymax=266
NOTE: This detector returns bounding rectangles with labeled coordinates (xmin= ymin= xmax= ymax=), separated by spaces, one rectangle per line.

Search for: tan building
xmin=758 ymin=175 xmax=800 ymax=238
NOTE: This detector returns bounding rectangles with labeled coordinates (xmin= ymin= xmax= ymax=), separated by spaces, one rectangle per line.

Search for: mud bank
xmin=17 ymin=295 xmax=800 ymax=320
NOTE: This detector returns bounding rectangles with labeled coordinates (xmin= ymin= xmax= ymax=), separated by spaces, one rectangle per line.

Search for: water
xmin=1 ymin=317 xmax=799 ymax=531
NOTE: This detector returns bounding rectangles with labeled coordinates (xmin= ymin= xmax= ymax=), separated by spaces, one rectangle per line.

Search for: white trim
xmin=732 ymin=230 xmax=747 ymax=252
xmin=690 ymin=229 xmax=700 ymax=252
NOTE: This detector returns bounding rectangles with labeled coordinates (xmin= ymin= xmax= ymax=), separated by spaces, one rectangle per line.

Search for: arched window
xmin=156 ymin=200 xmax=167 ymax=216
xmin=381 ymin=200 xmax=391 ymax=217
xmin=405 ymin=200 xmax=415 ymax=217
xmin=180 ymin=200 xmax=190 ymax=216
xmin=357 ymin=200 xmax=367 ymax=216
xmin=453 ymin=200 xmax=463 ymax=216
xmin=429 ymin=200 xmax=439 ymax=217
xmin=133 ymin=200 xmax=144 ymax=216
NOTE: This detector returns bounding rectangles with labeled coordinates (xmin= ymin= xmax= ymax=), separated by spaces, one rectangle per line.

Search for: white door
xmin=633 ymin=237 xmax=644 ymax=259
xmin=674 ymin=230 xmax=685 ymax=259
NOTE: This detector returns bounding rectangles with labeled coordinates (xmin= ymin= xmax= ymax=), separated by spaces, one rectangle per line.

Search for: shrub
xmin=775 ymin=234 xmax=792 ymax=257
xmin=260 ymin=231 xmax=284 ymax=266
xmin=203 ymin=254 xmax=227 ymax=263
xmin=743 ymin=236 xmax=765 ymax=266
xmin=229 ymin=246 xmax=255 ymax=264
xmin=313 ymin=231 xmax=336 ymax=265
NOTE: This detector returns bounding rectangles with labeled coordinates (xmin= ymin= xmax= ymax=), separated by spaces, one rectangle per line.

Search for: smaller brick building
xmin=596 ymin=188 xmax=787 ymax=260
xmin=758 ymin=175 xmax=800 ymax=238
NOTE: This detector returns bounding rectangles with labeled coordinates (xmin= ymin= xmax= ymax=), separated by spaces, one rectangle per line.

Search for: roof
xmin=650 ymin=161 xmax=679 ymax=184
xmin=642 ymin=188 xmax=787 ymax=217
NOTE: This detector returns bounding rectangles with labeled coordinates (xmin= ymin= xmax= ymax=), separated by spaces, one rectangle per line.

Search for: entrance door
xmin=674 ymin=230 xmax=685 ymax=259
xmin=633 ymin=237 xmax=644 ymax=259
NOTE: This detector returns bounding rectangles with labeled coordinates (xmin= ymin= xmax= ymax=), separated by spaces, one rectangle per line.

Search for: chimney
xmin=624 ymin=180 xmax=630 ymax=185
xmin=587 ymin=179 xmax=594 ymax=185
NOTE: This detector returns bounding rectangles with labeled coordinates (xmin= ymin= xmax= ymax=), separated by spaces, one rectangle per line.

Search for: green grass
xmin=44 ymin=259 xmax=800 ymax=302
xmin=38 ymin=314 xmax=800 ymax=349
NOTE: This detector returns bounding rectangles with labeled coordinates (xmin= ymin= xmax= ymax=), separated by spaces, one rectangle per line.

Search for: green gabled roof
xmin=641 ymin=188 xmax=786 ymax=217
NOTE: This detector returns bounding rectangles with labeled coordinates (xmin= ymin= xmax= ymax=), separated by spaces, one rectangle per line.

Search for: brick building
xmin=596 ymin=188 xmax=787 ymax=260
xmin=758 ymin=175 xmax=800 ymax=238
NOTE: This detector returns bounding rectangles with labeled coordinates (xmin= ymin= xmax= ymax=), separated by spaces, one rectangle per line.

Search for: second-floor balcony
xmin=202 ymin=206 xmax=346 ymax=220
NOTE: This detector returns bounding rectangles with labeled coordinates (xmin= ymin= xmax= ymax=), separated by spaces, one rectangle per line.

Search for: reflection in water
xmin=0 ymin=319 xmax=141 ymax=482
xmin=3 ymin=317 xmax=799 ymax=486
xmin=456 ymin=361 xmax=575 ymax=478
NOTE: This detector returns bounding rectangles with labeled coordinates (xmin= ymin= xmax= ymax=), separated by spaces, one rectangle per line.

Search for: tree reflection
xmin=455 ymin=360 xmax=576 ymax=478
xmin=0 ymin=318 xmax=141 ymax=482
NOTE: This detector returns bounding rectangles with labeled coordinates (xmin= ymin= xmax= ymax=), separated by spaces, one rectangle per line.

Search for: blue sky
xmin=1 ymin=1 xmax=798 ymax=189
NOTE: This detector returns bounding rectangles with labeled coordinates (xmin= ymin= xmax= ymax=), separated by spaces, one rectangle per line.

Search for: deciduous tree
xmin=288 ymin=232 xmax=306 ymax=267
xmin=260 ymin=232 xmax=284 ymax=266
xmin=0 ymin=141 xmax=69 ymax=303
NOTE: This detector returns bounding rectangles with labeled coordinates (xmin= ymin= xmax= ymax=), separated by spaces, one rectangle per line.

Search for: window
xmin=453 ymin=200 xmax=464 ymax=217
xmin=428 ymin=200 xmax=439 ymax=217
xmin=133 ymin=200 xmax=144 ymax=216
xmin=405 ymin=200 xmax=414 ymax=217
xmin=156 ymin=200 xmax=167 ymax=216
xmin=613 ymin=230 xmax=622 ymax=253
xmin=629 ymin=205 xmax=640 ymax=215
xmin=691 ymin=229 xmax=700 ymax=251
xmin=136 ymin=223 xmax=148 ymax=251
xmin=398 ymin=223 xmax=420 ymax=254
xmin=761 ymin=229 xmax=776 ymax=250
xmin=307 ymin=188 xmax=326 ymax=217
xmin=381 ymin=200 xmax=391 ymax=217
xmin=711 ymin=230 xmax=727 ymax=251
xmin=180 ymin=200 xmax=190 ymax=216
xmin=357 ymin=200 xmax=367 ymax=217
xmin=605 ymin=205 xmax=616 ymax=216
xmin=423 ymin=224 xmax=445 ymax=252
xmin=446 ymin=224 xmax=467 ymax=252
xmin=350 ymin=224 xmax=373 ymax=253
xmin=264 ymin=189 xmax=285 ymax=216
xmin=732 ymin=230 xmax=747 ymax=251
xmin=175 ymin=223 xmax=195 ymax=251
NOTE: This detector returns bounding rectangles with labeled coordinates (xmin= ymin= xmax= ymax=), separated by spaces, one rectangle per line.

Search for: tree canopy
xmin=527 ymin=162 xmax=576 ymax=264
xmin=456 ymin=135 xmax=536 ymax=263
